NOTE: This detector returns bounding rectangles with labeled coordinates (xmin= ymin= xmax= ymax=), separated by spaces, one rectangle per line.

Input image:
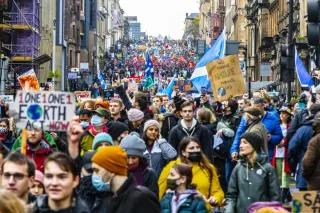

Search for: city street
xmin=0 ymin=0 xmax=319 ymax=212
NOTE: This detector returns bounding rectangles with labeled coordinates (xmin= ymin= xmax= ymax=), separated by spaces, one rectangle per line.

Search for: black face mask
xmin=166 ymin=178 xmax=179 ymax=190
xmin=188 ymin=152 xmax=201 ymax=162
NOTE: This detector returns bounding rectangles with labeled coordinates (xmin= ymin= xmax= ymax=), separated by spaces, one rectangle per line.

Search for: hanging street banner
xmin=206 ymin=55 xmax=246 ymax=102
xmin=11 ymin=91 xmax=76 ymax=132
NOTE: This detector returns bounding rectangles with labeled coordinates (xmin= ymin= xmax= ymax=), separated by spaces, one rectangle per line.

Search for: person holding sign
xmin=12 ymin=123 xmax=56 ymax=172
xmin=225 ymin=132 xmax=280 ymax=212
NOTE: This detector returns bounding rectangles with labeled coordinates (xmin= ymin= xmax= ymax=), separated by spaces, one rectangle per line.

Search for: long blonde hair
xmin=0 ymin=190 xmax=26 ymax=213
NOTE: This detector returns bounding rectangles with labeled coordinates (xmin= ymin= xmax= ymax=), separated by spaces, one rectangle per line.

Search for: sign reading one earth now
xmin=12 ymin=91 xmax=76 ymax=132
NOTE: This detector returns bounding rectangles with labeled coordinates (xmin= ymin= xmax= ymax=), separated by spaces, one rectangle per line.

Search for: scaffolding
xmin=0 ymin=0 xmax=41 ymax=94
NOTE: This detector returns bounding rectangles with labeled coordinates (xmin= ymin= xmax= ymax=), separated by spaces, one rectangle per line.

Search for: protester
xmin=127 ymin=108 xmax=145 ymax=135
xmin=160 ymin=163 xmax=208 ymax=213
xmin=91 ymin=146 xmax=160 ymax=212
xmin=230 ymin=107 xmax=268 ymax=162
xmin=80 ymin=108 xmax=110 ymax=153
xmin=302 ymin=112 xmax=320 ymax=190
xmin=0 ymin=152 xmax=36 ymax=204
xmin=252 ymin=97 xmax=283 ymax=161
xmin=0 ymin=190 xmax=27 ymax=213
xmin=168 ymin=101 xmax=214 ymax=162
xmin=161 ymin=96 xmax=183 ymax=141
xmin=80 ymin=100 xmax=95 ymax=111
xmin=142 ymin=119 xmax=177 ymax=176
xmin=79 ymin=109 xmax=93 ymax=130
xmin=12 ymin=126 xmax=55 ymax=172
xmin=288 ymin=106 xmax=315 ymax=191
xmin=225 ymin=132 xmax=280 ymax=212
xmin=196 ymin=107 xmax=217 ymax=135
xmin=30 ymin=170 xmax=45 ymax=196
xmin=271 ymin=106 xmax=292 ymax=203
xmin=158 ymin=137 xmax=224 ymax=209
xmin=120 ymin=133 xmax=159 ymax=195
xmin=107 ymin=121 xmax=129 ymax=144
xmin=33 ymin=152 xmax=90 ymax=212
xmin=0 ymin=118 xmax=15 ymax=151
xmin=92 ymin=132 xmax=113 ymax=151
xmin=109 ymin=98 xmax=128 ymax=123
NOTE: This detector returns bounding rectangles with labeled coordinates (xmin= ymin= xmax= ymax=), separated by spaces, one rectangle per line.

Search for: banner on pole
xmin=12 ymin=91 xmax=76 ymax=132
xmin=17 ymin=69 xmax=40 ymax=91
xmin=206 ymin=55 xmax=246 ymax=102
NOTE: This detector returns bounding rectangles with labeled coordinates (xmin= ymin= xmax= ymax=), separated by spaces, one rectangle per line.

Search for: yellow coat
xmin=158 ymin=158 xmax=224 ymax=205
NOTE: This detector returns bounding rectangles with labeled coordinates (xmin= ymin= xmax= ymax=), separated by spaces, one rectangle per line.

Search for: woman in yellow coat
xmin=158 ymin=136 xmax=224 ymax=208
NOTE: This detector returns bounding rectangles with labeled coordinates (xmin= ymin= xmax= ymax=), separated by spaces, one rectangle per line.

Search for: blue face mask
xmin=91 ymin=115 xmax=104 ymax=127
xmin=80 ymin=121 xmax=89 ymax=129
xmin=91 ymin=174 xmax=110 ymax=192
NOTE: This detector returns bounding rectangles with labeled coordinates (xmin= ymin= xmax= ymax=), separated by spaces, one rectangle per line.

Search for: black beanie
xmin=240 ymin=132 xmax=263 ymax=153
xmin=107 ymin=121 xmax=129 ymax=141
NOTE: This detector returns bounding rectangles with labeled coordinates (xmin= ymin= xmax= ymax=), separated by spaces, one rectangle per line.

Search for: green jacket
xmin=160 ymin=191 xmax=208 ymax=213
xmin=12 ymin=132 xmax=58 ymax=151
xmin=225 ymin=154 xmax=281 ymax=213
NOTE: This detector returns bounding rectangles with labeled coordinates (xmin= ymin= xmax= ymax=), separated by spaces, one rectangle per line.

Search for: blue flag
xmin=295 ymin=47 xmax=314 ymax=87
xmin=163 ymin=74 xmax=177 ymax=99
xmin=190 ymin=29 xmax=226 ymax=93
xmin=142 ymin=52 xmax=154 ymax=89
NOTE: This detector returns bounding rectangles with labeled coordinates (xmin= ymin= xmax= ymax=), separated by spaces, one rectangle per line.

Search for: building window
xmin=70 ymin=50 xmax=73 ymax=67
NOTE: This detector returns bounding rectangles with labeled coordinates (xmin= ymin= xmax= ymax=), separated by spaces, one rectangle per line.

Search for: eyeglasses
xmin=2 ymin=172 xmax=28 ymax=181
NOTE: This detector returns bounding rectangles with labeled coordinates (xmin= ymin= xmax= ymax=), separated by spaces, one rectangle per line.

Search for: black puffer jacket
xmin=105 ymin=175 xmax=160 ymax=213
xmin=161 ymin=113 xmax=179 ymax=141
xmin=32 ymin=194 xmax=90 ymax=213
xmin=168 ymin=118 xmax=213 ymax=162
xmin=77 ymin=175 xmax=111 ymax=213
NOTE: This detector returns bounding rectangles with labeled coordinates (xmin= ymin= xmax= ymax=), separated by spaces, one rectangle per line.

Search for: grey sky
xmin=119 ymin=0 xmax=199 ymax=39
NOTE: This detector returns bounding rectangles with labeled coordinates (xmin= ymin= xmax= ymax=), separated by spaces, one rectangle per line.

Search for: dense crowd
xmin=1 ymin=83 xmax=320 ymax=213
xmin=1 ymin=41 xmax=320 ymax=213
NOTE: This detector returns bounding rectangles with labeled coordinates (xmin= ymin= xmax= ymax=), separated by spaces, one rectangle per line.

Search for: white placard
xmin=11 ymin=90 xmax=76 ymax=132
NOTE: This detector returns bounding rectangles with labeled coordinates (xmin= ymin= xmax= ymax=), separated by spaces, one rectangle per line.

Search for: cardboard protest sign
xmin=206 ymin=55 xmax=246 ymax=102
xmin=292 ymin=191 xmax=320 ymax=213
xmin=74 ymin=91 xmax=91 ymax=102
xmin=12 ymin=90 xmax=76 ymax=132
xmin=128 ymin=79 xmax=139 ymax=93
xmin=17 ymin=69 xmax=40 ymax=91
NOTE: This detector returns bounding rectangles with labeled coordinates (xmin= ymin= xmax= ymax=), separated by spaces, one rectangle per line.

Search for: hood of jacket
xmin=239 ymin=153 xmax=269 ymax=166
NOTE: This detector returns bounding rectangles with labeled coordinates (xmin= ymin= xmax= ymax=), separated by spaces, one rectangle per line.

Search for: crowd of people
xmin=1 ymin=80 xmax=320 ymax=212
xmin=1 ymin=40 xmax=320 ymax=213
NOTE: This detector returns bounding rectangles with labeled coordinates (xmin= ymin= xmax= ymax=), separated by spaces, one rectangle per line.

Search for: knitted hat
xmin=143 ymin=119 xmax=160 ymax=132
xmin=92 ymin=146 xmax=128 ymax=176
xmin=82 ymin=151 xmax=95 ymax=171
xmin=127 ymin=108 xmax=144 ymax=122
xmin=35 ymin=170 xmax=44 ymax=185
xmin=240 ymin=132 xmax=263 ymax=153
xmin=107 ymin=121 xmax=129 ymax=140
xmin=244 ymin=107 xmax=263 ymax=118
xmin=120 ymin=134 xmax=146 ymax=158
xmin=92 ymin=133 xmax=113 ymax=150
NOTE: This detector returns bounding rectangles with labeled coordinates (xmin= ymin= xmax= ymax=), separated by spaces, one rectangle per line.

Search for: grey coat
xmin=225 ymin=154 xmax=280 ymax=213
